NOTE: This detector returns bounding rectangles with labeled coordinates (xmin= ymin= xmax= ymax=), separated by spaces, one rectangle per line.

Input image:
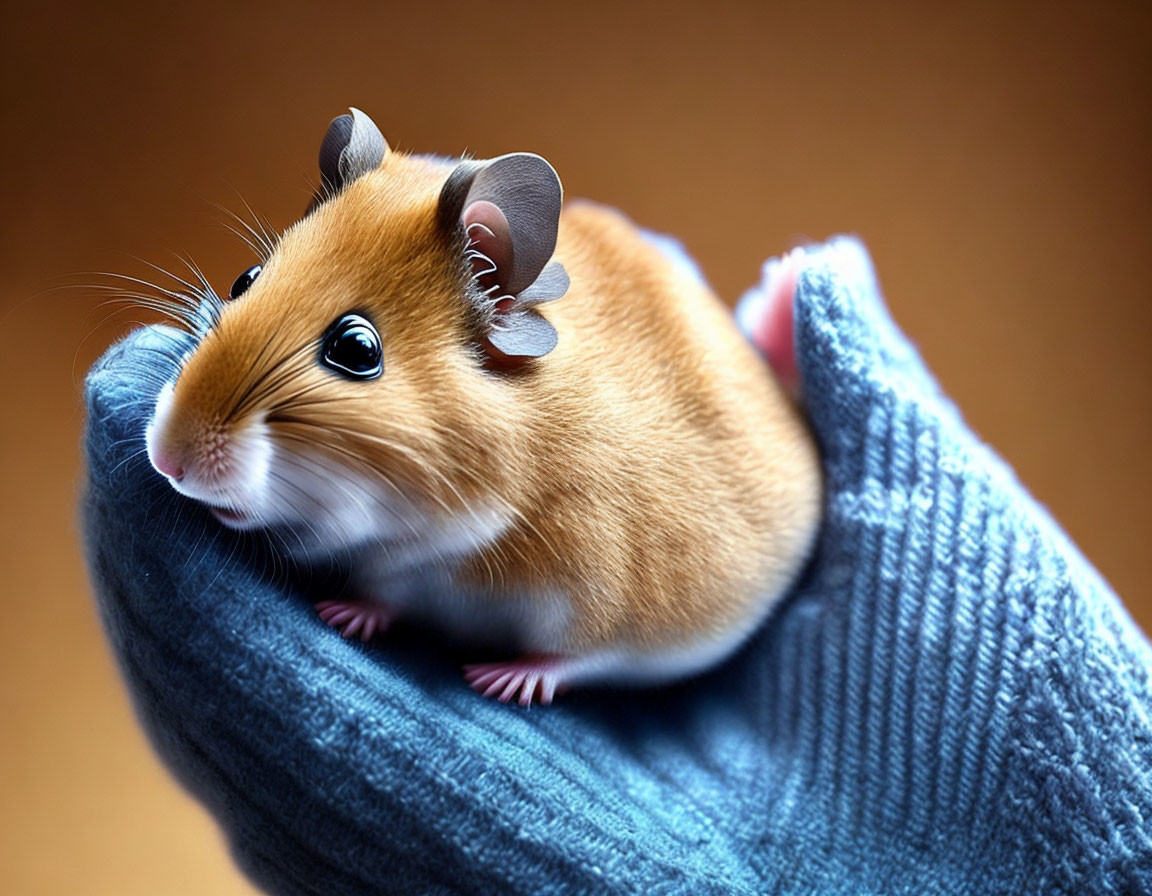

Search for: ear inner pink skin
xmin=463 ymin=201 xmax=513 ymax=292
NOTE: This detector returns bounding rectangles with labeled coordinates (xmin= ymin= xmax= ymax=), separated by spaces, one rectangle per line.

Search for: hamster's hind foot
xmin=463 ymin=654 xmax=573 ymax=706
xmin=315 ymin=598 xmax=397 ymax=642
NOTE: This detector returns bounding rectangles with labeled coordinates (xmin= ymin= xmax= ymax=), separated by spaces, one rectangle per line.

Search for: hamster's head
xmin=143 ymin=108 xmax=569 ymax=557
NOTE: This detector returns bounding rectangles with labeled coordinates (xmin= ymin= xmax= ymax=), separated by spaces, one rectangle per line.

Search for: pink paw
xmin=463 ymin=654 xmax=569 ymax=706
xmin=315 ymin=599 xmax=396 ymax=642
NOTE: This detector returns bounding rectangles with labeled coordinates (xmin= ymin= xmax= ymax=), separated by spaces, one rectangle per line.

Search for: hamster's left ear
xmin=438 ymin=153 xmax=569 ymax=362
xmin=309 ymin=107 xmax=388 ymax=210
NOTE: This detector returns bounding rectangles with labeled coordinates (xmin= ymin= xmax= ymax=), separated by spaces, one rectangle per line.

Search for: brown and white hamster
xmin=144 ymin=107 xmax=822 ymax=705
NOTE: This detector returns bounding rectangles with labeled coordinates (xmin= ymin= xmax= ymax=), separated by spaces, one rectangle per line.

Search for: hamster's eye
xmin=321 ymin=314 xmax=383 ymax=380
xmin=228 ymin=265 xmax=262 ymax=300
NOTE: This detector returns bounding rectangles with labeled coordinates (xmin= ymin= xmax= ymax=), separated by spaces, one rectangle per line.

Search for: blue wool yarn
xmin=82 ymin=237 xmax=1152 ymax=894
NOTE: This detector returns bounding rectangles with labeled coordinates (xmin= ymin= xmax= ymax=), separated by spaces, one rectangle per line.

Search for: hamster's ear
xmin=317 ymin=107 xmax=389 ymax=196
xmin=438 ymin=153 xmax=568 ymax=361
xmin=458 ymin=153 xmax=562 ymax=296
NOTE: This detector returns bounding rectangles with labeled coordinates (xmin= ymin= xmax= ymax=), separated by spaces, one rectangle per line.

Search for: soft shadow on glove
xmin=83 ymin=237 xmax=1152 ymax=896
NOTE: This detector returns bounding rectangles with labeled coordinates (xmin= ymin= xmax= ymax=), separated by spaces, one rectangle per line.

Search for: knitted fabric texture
xmin=82 ymin=237 xmax=1152 ymax=895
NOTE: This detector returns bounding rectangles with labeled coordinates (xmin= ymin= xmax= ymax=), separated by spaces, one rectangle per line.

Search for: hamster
xmin=143 ymin=107 xmax=822 ymax=706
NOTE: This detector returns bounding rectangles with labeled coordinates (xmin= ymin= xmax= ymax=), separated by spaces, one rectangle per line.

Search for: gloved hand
xmin=83 ymin=237 xmax=1152 ymax=895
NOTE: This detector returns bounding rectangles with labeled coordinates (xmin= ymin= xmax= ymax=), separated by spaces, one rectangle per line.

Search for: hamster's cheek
xmin=255 ymin=448 xmax=400 ymax=554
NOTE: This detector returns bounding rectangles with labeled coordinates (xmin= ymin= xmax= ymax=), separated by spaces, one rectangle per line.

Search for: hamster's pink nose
xmin=151 ymin=445 xmax=185 ymax=482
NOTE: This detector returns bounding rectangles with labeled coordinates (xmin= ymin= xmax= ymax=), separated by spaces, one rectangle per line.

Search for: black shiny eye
xmin=321 ymin=313 xmax=382 ymax=380
xmin=229 ymin=265 xmax=262 ymax=300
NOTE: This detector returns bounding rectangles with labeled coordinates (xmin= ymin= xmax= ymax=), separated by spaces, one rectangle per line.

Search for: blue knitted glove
xmin=83 ymin=237 xmax=1152 ymax=895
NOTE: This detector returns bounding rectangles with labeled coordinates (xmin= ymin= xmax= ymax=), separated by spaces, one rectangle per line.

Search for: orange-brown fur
xmin=162 ymin=151 xmax=822 ymax=656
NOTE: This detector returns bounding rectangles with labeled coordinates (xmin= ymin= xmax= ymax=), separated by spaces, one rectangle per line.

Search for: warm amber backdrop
xmin=1 ymin=1 xmax=1149 ymax=893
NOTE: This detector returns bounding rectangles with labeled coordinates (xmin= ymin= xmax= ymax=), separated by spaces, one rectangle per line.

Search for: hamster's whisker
xmin=273 ymin=428 xmax=421 ymax=520
xmin=218 ymin=221 xmax=268 ymax=261
xmin=89 ymin=292 xmax=200 ymax=332
xmin=271 ymin=422 xmax=458 ymax=537
xmin=134 ymin=255 xmax=210 ymax=303
xmin=216 ymin=193 xmax=280 ymax=260
xmin=95 ymin=256 xmax=222 ymax=338
xmin=176 ymin=255 xmax=225 ymax=324
xmin=269 ymin=396 xmax=351 ymax=413
xmin=229 ymin=188 xmax=280 ymax=255
xmin=87 ymin=269 xmax=213 ymax=336
xmin=278 ymin=451 xmax=386 ymax=527
xmin=227 ymin=343 xmax=317 ymax=420
xmin=318 ymin=420 xmax=525 ymax=557
xmin=263 ymin=467 xmax=333 ymax=558
xmin=271 ymin=447 xmax=426 ymax=555
xmin=200 ymin=534 xmax=246 ymax=595
xmin=235 ymin=364 xmax=317 ymax=421
xmin=214 ymin=203 xmax=276 ymax=260
xmin=258 ymin=521 xmax=311 ymax=577
xmin=109 ymin=445 xmax=151 ymax=480
xmin=217 ymin=328 xmax=291 ymax=416
xmin=288 ymin=420 xmax=448 ymax=488
xmin=310 ymin=423 xmax=509 ymax=558
xmin=90 ymin=275 xmax=201 ymax=311
xmin=72 ymin=304 xmax=178 ymax=388
xmin=131 ymin=336 xmax=195 ymax=374
xmin=90 ymin=290 xmax=194 ymax=318
xmin=258 ymin=377 xmax=341 ymax=413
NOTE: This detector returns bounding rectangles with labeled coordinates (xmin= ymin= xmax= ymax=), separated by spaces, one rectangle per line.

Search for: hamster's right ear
xmin=438 ymin=153 xmax=567 ymax=363
xmin=307 ymin=108 xmax=389 ymax=212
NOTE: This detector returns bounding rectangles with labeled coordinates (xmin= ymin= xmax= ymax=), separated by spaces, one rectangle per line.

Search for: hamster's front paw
xmin=315 ymin=599 xmax=397 ymax=642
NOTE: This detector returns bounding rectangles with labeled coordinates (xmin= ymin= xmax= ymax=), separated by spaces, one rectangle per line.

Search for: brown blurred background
xmin=1 ymin=1 xmax=1149 ymax=892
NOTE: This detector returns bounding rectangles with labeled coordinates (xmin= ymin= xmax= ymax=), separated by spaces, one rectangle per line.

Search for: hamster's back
xmin=468 ymin=200 xmax=822 ymax=660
